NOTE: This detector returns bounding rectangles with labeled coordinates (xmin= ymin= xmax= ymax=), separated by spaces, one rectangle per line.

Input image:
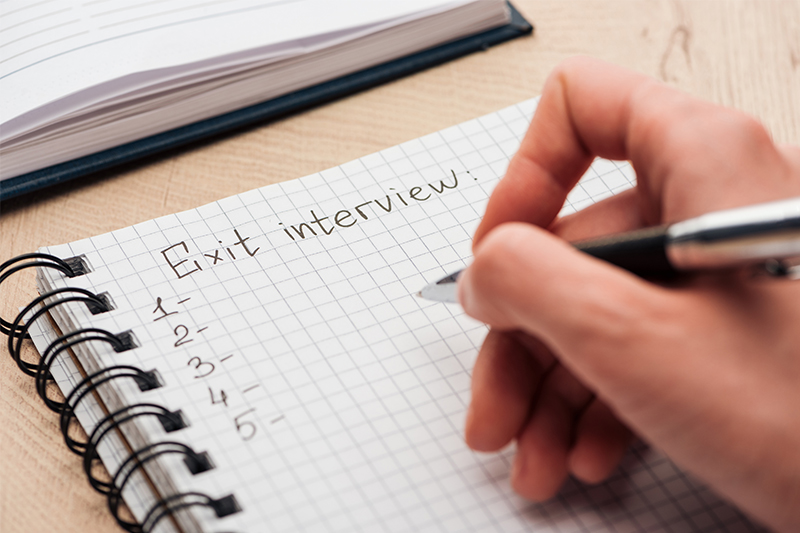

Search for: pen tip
xmin=415 ymin=291 xmax=422 ymax=298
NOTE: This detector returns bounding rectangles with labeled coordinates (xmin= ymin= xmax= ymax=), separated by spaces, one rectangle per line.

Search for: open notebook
xmin=8 ymin=99 xmax=765 ymax=532
xmin=0 ymin=0 xmax=530 ymax=200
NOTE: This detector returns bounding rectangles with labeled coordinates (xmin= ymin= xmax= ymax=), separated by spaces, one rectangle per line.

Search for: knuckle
xmin=556 ymin=55 xmax=595 ymax=77
xmin=568 ymin=287 xmax=679 ymax=380
xmin=559 ymin=282 xmax=626 ymax=344
xmin=637 ymin=91 xmax=770 ymax=157
xmin=732 ymin=113 xmax=773 ymax=148
xmin=544 ymin=56 xmax=595 ymax=98
xmin=628 ymin=83 xmax=693 ymax=154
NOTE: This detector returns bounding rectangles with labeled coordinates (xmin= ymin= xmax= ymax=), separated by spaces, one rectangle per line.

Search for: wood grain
xmin=1 ymin=1 xmax=798 ymax=531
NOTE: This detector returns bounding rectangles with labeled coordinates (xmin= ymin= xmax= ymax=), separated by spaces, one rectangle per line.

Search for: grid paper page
xmin=39 ymin=98 xmax=764 ymax=533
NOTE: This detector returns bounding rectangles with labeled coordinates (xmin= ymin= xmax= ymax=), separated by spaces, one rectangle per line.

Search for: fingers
xmin=631 ymin=99 xmax=798 ymax=220
xmin=460 ymin=222 xmax=672 ymax=381
xmin=465 ymin=322 xmax=635 ymax=499
xmin=512 ymin=364 xmax=593 ymax=500
xmin=568 ymin=400 xmax=633 ymax=484
xmin=466 ymin=330 xmax=555 ymax=452
xmin=549 ymin=188 xmax=644 ymax=241
xmin=474 ymin=56 xmax=660 ymax=244
xmin=474 ymin=56 xmax=796 ymax=246
xmin=509 ymin=365 xmax=633 ymax=500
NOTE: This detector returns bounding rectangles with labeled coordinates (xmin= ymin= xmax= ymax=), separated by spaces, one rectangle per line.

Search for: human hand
xmin=458 ymin=57 xmax=800 ymax=532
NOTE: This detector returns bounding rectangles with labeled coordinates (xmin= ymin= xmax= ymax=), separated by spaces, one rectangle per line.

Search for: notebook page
xmin=38 ymin=99 xmax=764 ymax=532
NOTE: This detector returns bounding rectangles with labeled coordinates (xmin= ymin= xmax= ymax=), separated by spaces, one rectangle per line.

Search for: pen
xmin=418 ymin=196 xmax=800 ymax=303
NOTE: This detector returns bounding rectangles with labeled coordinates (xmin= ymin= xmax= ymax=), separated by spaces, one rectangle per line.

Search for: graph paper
xmin=36 ymin=98 xmax=764 ymax=532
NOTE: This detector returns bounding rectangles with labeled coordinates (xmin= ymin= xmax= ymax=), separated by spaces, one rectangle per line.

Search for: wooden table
xmin=1 ymin=1 xmax=798 ymax=531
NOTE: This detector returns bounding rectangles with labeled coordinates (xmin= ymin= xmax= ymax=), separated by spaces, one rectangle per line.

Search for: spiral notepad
xmin=2 ymin=99 xmax=765 ymax=532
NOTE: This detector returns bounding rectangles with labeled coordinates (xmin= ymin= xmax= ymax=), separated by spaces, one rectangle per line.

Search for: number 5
xmin=234 ymin=408 xmax=257 ymax=441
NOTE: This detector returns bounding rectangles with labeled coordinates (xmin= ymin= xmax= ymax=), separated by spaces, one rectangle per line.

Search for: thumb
xmin=458 ymin=222 xmax=680 ymax=391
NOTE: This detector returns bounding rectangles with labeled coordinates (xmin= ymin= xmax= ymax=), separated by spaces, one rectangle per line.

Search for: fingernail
xmin=457 ymin=267 xmax=472 ymax=310
xmin=464 ymin=403 xmax=497 ymax=452
xmin=511 ymin=453 xmax=525 ymax=485
xmin=465 ymin=400 xmax=474 ymax=426
xmin=464 ymin=402 xmax=476 ymax=444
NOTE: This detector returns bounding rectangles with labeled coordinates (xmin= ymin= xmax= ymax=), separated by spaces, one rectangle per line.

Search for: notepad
xmin=12 ymin=98 xmax=765 ymax=532
xmin=0 ymin=0 xmax=531 ymax=200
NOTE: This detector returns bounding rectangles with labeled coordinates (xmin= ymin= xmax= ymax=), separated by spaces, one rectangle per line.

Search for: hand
xmin=458 ymin=57 xmax=800 ymax=533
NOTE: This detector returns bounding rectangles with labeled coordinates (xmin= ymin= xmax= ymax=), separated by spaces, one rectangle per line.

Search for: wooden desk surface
xmin=1 ymin=1 xmax=798 ymax=531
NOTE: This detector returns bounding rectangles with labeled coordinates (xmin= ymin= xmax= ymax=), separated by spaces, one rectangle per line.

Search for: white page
xmin=0 ymin=0 xmax=490 ymax=129
xmin=37 ymin=99 xmax=765 ymax=532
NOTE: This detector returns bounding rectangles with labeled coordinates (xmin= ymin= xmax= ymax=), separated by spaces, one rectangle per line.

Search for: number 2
xmin=173 ymin=325 xmax=193 ymax=347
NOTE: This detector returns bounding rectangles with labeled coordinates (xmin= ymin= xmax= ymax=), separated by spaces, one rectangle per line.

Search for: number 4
xmin=208 ymin=387 xmax=228 ymax=407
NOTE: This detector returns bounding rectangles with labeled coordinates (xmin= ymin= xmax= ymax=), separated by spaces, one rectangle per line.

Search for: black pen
xmin=418 ymin=196 xmax=800 ymax=303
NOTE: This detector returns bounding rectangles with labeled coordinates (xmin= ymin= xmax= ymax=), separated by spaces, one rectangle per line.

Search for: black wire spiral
xmin=83 ymin=403 xmax=187 ymax=494
xmin=141 ymin=492 xmax=242 ymax=533
xmin=36 ymin=328 xmax=132 ymax=412
xmin=0 ymin=253 xmax=83 ymax=337
xmin=60 ymin=365 xmax=161 ymax=455
xmin=108 ymin=441 xmax=214 ymax=532
xmin=9 ymin=287 xmax=113 ymax=376
xmin=2 ymin=252 xmax=241 ymax=532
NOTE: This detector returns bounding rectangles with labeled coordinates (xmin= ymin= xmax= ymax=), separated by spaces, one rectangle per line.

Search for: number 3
xmin=187 ymin=356 xmax=214 ymax=378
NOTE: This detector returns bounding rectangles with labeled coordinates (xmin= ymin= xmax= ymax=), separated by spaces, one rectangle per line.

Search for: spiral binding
xmin=109 ymin=442 xmax=214 ymax=532
xmin=0 ymin=253 xmax=84 ymax=337
xmin=142 ymin=493 xmax=242 ymax=533
xmin=61 ymin=365 xmax=162 ymax=455
xmin=37 ymin=328 xmax=134 ymax=412
xmin=2 ymin=253 xmax=241 ymax=532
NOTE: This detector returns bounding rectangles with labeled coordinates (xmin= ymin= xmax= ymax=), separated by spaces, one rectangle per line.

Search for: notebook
xmin=0 ymin=0 xmax=532 ymax=201
xmin=4 ymin=98 xmax=766 ymax=533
